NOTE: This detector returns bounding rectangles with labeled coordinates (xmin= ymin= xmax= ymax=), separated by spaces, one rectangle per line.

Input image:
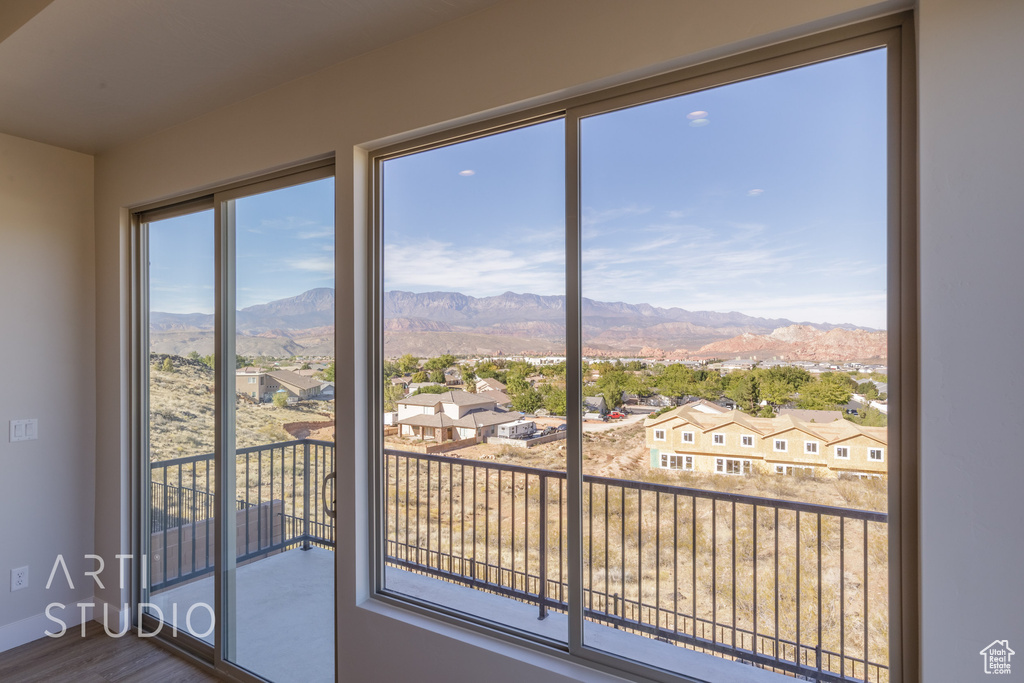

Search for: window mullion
xmin=213 ymin=195 xmax=238 ymax=666
xmin=565 ymin=112 xmax=584 ymax=655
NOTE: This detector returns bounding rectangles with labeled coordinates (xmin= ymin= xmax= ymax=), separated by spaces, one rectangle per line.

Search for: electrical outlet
xmin=11 ymin=566 xmax=28 ymax=592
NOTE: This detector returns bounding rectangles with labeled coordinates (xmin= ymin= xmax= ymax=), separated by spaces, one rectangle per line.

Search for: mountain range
xmin=149 ymin=288 xmax=885 ymax=361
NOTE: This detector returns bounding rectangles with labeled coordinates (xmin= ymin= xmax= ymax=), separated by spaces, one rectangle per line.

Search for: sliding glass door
xmin=137 ymin=165 xmax=335 ymax=683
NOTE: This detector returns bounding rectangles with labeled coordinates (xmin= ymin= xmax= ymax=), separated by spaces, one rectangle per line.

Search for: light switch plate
xmin=9 ymin=419 xmax=38 ymax=442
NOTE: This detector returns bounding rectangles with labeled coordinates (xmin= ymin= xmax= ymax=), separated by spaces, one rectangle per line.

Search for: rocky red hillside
xmin=692 ymin=325 xmax=886 ymax=362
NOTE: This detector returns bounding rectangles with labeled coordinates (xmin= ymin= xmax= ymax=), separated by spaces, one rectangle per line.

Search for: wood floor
xmin=0 ymin=621 xmax=223 ymax=683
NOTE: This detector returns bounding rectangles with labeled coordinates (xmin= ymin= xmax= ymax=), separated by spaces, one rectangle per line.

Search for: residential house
xmin=646 ymin=406 xmax=887 ymax=478
xmin=475 ymin=377 xmax=507 ymax=393
xmin=396 ymin=390 xmax=519 ymax=442
xmin=235 ymin=366 xmax=281 ymax=402
xmin=267 ymin=369 xmax=323 ymax=400
xmin=583 ymin=395 xmax=608 ymax=416
xmin=478 ymin=389 xmax=512 ymax=409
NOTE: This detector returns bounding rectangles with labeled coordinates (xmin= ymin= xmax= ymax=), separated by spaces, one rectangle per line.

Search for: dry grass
xmin=148 ymin=357 xmax=332 ymax=461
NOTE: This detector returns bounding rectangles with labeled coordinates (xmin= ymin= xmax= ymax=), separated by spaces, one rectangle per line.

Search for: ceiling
xmin=0 ymin=0 xmax=504 ymax=154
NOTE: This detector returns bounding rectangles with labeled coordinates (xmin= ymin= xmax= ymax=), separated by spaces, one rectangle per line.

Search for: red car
xmin=607 ymin=411 xmax=626 ymax=419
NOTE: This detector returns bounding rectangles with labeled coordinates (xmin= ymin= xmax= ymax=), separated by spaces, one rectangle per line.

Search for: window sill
xmin=363 ymin=568 xmax=790 ymax=683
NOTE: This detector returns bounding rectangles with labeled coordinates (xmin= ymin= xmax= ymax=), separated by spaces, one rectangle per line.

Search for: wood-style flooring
xmin=0 ymin=621 xmax=223 ymax=683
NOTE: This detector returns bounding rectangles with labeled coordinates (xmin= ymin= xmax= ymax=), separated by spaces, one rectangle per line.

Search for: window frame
xmin=717 ymin=457 xmax=751 ymax=475
xmin=774 ymin=438 xmax=789 ymax=452
xmin=835 ymin=445 xmax=851 ymax=459
xmin=712 ymin=433 xmax=725 ymax=445
xmin=654 ymin=428 xmax=667 ymax=441
xmin=366 ymin=13 xmax=918 ymax=683
xmin=680 ymin=430 xmax=695 ymax=444
xmin=741 ymin=435 xmax=754 ymax=447
xmin=869 ymin=447 xmax=886 ymax=462
xmin=804 ymin=440 xmax=819 ymax=454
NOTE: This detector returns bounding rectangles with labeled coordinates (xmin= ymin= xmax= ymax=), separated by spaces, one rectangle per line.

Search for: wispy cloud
xmin=287 ymin=256 xmax=335 ymax=273
xmin=384 ymin=239 xmax=565 ymax=296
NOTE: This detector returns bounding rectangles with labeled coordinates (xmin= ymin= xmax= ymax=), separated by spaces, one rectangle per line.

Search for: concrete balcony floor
xmin=150 ymin=547 xmax=334 ymax=683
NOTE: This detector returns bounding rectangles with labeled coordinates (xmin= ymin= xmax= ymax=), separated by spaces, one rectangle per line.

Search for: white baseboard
xmin=0 ymin=597 xmax=95 ymax=653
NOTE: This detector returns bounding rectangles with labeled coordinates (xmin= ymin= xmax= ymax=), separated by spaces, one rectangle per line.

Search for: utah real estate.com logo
xmin=980 ymin=640 xmax=1014 ymax=675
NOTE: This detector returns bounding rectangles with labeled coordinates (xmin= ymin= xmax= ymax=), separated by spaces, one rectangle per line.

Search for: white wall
xmin=81 ymin=0 xmax=1022 ymax=679
xmin=918 ymin=0 xmax=1024 ymax=678
xmin=0 ymin=132 xmax=95 ymax=647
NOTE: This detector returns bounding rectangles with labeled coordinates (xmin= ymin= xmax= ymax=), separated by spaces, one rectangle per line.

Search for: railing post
xmin=302 ymin=440 xmax=311 ymax=550
xmin=538 ymin=474 xmax=548 ymax=620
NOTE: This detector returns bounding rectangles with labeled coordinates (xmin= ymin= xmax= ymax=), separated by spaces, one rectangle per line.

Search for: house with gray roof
xmin=396 ymin=390 xmax=520 ymax=443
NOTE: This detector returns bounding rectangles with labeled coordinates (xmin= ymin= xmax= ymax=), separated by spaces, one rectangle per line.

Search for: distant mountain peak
xmin=151 ymin=287 xmax=882 ymax=360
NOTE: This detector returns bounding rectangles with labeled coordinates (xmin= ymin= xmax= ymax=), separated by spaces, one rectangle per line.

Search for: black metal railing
xmin=150 ymin=441 xmax=888 ymax=682
xmin=383 ymin=448 xmax=889 ymax=683
xmin=149 ymin=439 xmax=335 ymax=591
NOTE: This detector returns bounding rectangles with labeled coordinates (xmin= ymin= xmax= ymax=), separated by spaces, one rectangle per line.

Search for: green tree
xmin=858 ymin=381 xmax=879 ymax=400
xmin=595 ymin=369 xmax=630 ymax=410
xmin=759 ymin=376 xmax=796 ymax=407
xmin=655 ymin=364 xmax=697 ymax=397
xmin=396 ymin=354 xmax=420 ymax=374
xmin=541 ymin=387 xmax=567 ymax=416
xmin=201 ymin=354 xmax=215 ymax=369
xmin=320 ymin=361 xmax=335 ymax=382
xmin=505 ymin=375 xmax=530 ymax=396
xmin=300 ymin=362 xmax=311 ymax=370
xmin=412 ymin=384 xmax=449 ymax=396
xmin=410 ymin=371 xmax=428 ymax=383
xmin=383 ymin=382 xmax=405 ymax=412
xmin=797 ymin=373 xmax=854 ymax=410
xmin=723 ymin=372 xmax=759 ymax=413
xmin=510 ymin=388 xmax=543 ymax=413
xmin=461 ymin=367 xmax=476 ymax=392
xmin=187 ymin=350 xmax=201 ymax=361
xmin=424 ymin=354 xmax=457 ymax=372
xmin=846 ymin=406 xmax=887 ymax=427
xmin=272 ymin=391 xmax=288 ymax=407
xmin=160 ymin=357 xmax=175 ymax=373
xmin=428 ymin=369 xmax=446 ymax=384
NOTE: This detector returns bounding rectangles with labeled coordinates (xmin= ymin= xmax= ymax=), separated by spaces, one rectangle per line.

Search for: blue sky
xmin=148 ymin=177 xmax=335 ymax=313
xmin=151 ymin=50 xmax=887 ymax=330
xmin=384 ymin=48 xmax=888 ymax=329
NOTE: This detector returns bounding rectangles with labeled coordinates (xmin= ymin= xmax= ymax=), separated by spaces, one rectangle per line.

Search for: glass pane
xmin=381 ymin=120 xmax=567 ymax=642
xmin=226 ymin=176 xmax=336 ymax=682
xmin=579 ymin=50 xmax=889 ymax=680
xmin=144 ymin=209 xmax=217 ymax=644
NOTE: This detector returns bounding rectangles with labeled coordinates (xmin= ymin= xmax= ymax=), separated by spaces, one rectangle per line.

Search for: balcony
xmin=149 ymin=440 xmax=888 ymax=683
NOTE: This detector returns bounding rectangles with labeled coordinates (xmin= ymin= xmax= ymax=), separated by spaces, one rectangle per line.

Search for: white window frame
xmin=775 ymin=464 xmax=816 ymax=476
xmin=365 ymin=14 xmax=918 ymax=683
xmin=741 ymin=435 xmax=754 ymax=447
xmin=653 ymin=428 xmax=666 ymax=441
xmin=712 ymin=433 xmax=725 ymax=445
xmin=804 ymin=440 xmax=819 ymax=454
xmin=681 ymin=430 xmax=694 ymax=444
xmin=661 ymin=453 xmax=692 ymax=471
xmin=774 ymin=438 xmax=788 ymax=452
xmin=835 ymin=445 xmax=850 ymax=459
xmin=869 ymin=447 xmax=885 ymax=462
xmin=716 ymin=457 xmax=751 ymax=475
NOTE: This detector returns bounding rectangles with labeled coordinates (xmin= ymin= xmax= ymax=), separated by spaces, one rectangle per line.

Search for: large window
xmin=372 ymin=18 xmax=913 ymax=683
